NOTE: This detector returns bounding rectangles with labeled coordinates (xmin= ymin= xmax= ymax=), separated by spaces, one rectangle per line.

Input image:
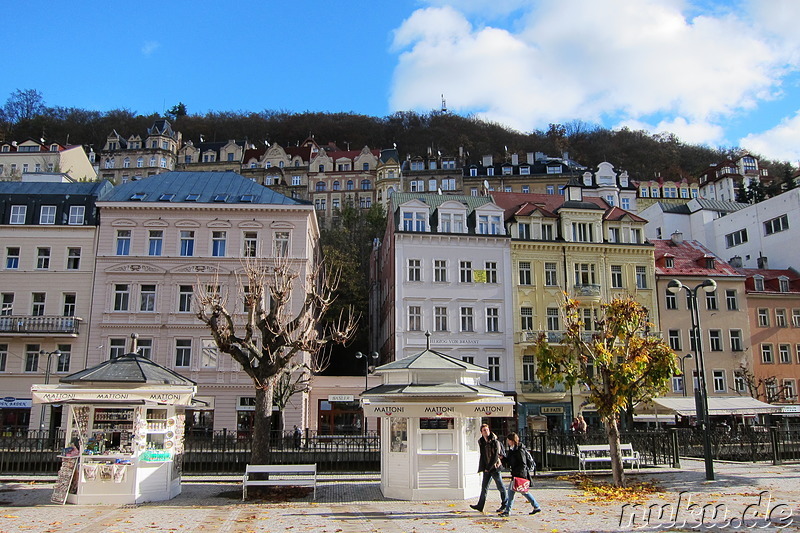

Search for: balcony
xmin=0 ymin=316 xmax=82 ymax=336
xmin=573 ymin=284 xmax=601 ymax=297
xmin=518 ymin=380 xmax=567 ymax=400
xmin=519 ymin=330 xmax=597 ymax=344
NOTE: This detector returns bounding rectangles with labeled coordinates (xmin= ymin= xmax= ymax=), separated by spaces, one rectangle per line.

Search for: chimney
xmin=671 ymin=231 xmax=683 ymax=245
xmin=511 ymin=153 xmax=519 ymax=166
xmin=527 ymin=152 xmax=535 ymax=164
xmin=757 ymin=256 xmax=769 ymax=269
xmin=729 ymin=255 xmax=743 ymax=268
xmin=482 ymin=155 xmax=493 ymax=167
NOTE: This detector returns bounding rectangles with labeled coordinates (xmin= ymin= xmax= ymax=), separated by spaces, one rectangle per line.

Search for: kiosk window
xmin=390 ymin=418 xmax=408 ymax=452
xmin=419 ymin=418 xmax=454 ymax=452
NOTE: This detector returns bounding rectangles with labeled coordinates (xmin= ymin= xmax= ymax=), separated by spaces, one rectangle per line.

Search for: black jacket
xmin=503 ymin=444 xmax=532 ymax=478
xmin=477 ymin=433 xmax=503 ymax=472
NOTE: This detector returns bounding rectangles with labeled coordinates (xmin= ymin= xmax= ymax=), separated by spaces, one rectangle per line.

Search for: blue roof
xmin=101 ymin=171 xmax=308 ymax=205
xmin=0 ymin=180 xmax=112 ymax=197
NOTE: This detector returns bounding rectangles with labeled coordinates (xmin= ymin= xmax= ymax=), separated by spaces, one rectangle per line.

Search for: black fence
xmin=2 ymin=427 xmax=799 ymax=475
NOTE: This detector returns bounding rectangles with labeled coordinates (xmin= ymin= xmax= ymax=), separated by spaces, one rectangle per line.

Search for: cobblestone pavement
xmin=1 ymin=459 xmax=799 ymax=532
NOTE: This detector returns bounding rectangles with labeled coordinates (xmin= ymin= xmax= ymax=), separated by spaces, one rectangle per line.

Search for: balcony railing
xmin=0 ymin=316 xmax=82 ymax=335
xmin=520 ymin=330 xmax=597 ymax=344
xmin=519 ymin=380 xmax=567 ymax=394
xmin=573 ymin=284 xmax=601 ymax=297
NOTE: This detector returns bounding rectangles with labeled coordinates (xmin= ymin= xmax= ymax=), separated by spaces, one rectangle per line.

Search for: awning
xmin=638 ymin=396 xmax=781 ymax=417
xmin=31 ymin=384 xmax=196 ymax=406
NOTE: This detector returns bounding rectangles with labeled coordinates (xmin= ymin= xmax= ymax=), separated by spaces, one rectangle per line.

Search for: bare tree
xmin=195 ymin=255 xmax=357 ymax=464
xmin=733 ymin=364 xmax=790 ymax=403
xmin=2 ymin=89 xmax=46 ymax=124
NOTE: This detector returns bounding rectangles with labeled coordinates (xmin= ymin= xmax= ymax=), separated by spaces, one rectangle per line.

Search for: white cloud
xmin=740 ymin=111 xmax=800 ymax=163
xmin=389 ymin=0 xmax=800 ymax=146
xmin=141 ymin=41 xmax=160 ymax=56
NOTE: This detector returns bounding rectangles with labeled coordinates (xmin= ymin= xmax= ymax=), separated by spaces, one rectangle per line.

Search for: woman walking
xmin=499 ymin=432 xmax=542 ymax=517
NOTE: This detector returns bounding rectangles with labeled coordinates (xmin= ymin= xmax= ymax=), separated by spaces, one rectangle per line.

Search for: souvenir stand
xmin=362 ymin=338 xmax=514 ymax=501
xmin=31 ymin=353 xmax=196 ymax=505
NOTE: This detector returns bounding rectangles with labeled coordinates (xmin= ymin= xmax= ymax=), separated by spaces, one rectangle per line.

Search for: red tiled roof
xmin=490 ymin=191 xmax=644 ymax=223
xmin=736 ymin=268 xmax=800 ymax=293
xmin=652 ymin=239 xmax=741 ymax=277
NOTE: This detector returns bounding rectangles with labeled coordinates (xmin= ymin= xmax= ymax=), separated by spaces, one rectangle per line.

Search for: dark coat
xmin=503 ymin=444 xmax=532 ymax=479
xmin=477 ymin=433 xmax=503 ymax=472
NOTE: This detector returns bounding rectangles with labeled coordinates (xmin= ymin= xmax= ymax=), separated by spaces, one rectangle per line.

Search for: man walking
xmin=470 ymin=423 xmax=507 ymax=513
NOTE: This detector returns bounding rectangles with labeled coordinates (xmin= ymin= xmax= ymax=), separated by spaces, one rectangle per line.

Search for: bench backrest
xmin=245 ymin=464 xmax=316 ymax=474
xmin=577 ymin=443 xmax=634 ymax=453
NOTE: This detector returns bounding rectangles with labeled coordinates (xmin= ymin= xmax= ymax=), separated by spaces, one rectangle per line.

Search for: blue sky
xmin=4 ymin=1 xmax=800 ymax=163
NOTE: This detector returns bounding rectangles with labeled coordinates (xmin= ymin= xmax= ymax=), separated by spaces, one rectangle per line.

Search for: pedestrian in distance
xmin=469 ymin=423 xmax=507 ymax=513
xmin=293 ymin=425 xmax=302 ymax=449
xmin=498 ymin=432 xmax=541 ymax=517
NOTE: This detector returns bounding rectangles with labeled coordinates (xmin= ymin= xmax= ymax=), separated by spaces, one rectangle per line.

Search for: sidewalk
xmin=1 ymin=460 xmax=799 ymax=532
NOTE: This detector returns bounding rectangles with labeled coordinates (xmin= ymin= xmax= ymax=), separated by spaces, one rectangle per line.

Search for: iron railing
xmin=0 ymin=316 xmax=82 ymax=335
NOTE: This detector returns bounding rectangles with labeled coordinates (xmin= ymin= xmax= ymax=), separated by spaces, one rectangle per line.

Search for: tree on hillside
xmin=2 ymin=89 xmax=45 ymax=125
xmin=533 ymin=295 xmax=678 ymax=487
xmin=195 ymin=257 xmax=357 ymax=464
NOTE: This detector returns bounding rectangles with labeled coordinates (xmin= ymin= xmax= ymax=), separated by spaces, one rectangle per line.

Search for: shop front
xmin=0 ymin=397 xmax=32 ymax=435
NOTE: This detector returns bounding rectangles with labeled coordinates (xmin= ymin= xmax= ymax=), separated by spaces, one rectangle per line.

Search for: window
xmin=518 ymin=223 xmax=530 ymax=240
xmin=484 ymin=262 xmax=497 ymax=283
xmin=360 ymin=179 xmax=371 ymax=190
xmin=243 ymin=232 xmax=258 ymax=257
xmin=544 ymin=263 xmax=558 ymax=286
xmin=10 ymin=205 xmax=26 ymax=224
xmin=766 ymin=381 xmax=778 ymax=401
xmin=434 ymin=260 xmax=447 ymax=282
xmin=779 ymin=278 xmax=790 ymax=293
xmin=761 ymin=344 xmax=774 ymax=364
xmin=729 ymin=330 xmax=743 ymax=351
xmin=332 ymin=181 xmax=340 ymax=191
xmin=689 ymin=328 xmax=698 ymax=352
xmin=709 ymin=330 xmax=722 ymax=351
xmin=477 ymin=215 xmax=501 ymax=235
xmin=178 ymin=285 xmax=193 ymax=313
xmin=180 ymin=230 xmax=195 ymax=256
xmin=0 ymin=344 xmax=6 ymax=372
xmin=725 ymin=229 xmax=748 ymax=248
xmin=0 ymin=293 xmax=12 ymax=315
xmin=109 ymin=338 xmax=126 ymax=359
xmin=460 ymin=261 xmax=472 ymax=283
xmin=754 ymin=276 xmax=765 ymax=292
xmin=136 ymin=339 xmax=153 ymax=359
xmin=316 ymin=181 xmax=325 ymax=192
xmin=6 ymin=247 xmax=20 ymax=269
xmin=486 ymin=308 xmax=499 ymax=332
xmin=25 ymin=345 xmax=40 ymax=373
xmin=114 ymin=284 xmax=130 ymax=311
xmin=636 ymin=266 xmax=647 ymax=289
xmin=572 ymin=223 xmax=593 ymax=242
xmin=734 ymin=372 xmax=746 ymax=393
xmin=546 ymin=308 xmax=559 ymax=331
xmin=346 ymin=179 xmax=353 ymax=190
xmin=668 ymin=330 xmax=681 ymax=350
xmin=274 ymin=232 xmax=289 ymax=257
xmin=175 ymin=339 xmax=192 ymax=367
xmin=63 ymin=293 xmax=76 ymax=317
xmin=212 ymin=231 xmax=227 ymax=257
xmin=434 ymin=306 xmax=448 ymax=331
xmin=621 ymin=198 xmax=631 ymax=210
xmin=521 ymin=307 xmax=533 ymax=331
xmin=522 ymin=355 xmax=535 ymax=382
xmin=784 ymin=379 xmax=797 ymax=401
xmin=611 ymin=265 xmax=623 ymax=288
xmin=40 ymin=206 xmax=56 ymax=225
xmin=725 ymin=290 xmax=738 ymax=311
xmin=609 ymin=227 xmax=620 ymax=243
xmin=487 ymin=357 xmax=500 ymax=382
xmin=201 ymin=339 xmax=219 ymax=368
xmin=764 ymin=214 xmax=789 ymax=235
xmin=705 ymin=290 xmax=718 ymax=310
xmin=776 ymin=309 xmax=787 ymax=327
xmin=408 ymin=259 xmax=421 ymax=282
xmin=793 ymin=309 xmax=800 ymax=328
xmin=408 ymin=306 xmax=421 ymax=331
xmin=36 ymin=247 xmax=50 ymax=269
xmin=542 ymin=224 xmax=554 ymax=240
xmin=518 ymin=262 xmax=531 ymax=285
xmin=32 ymin=293 xmax=45 ymax=316
xmin=460 ymin=307 xmax=474 ymax=332
xmin=148 ymin=230 xmax=163 ymax=256
xmin=758 ymin=308 xmax=770 ymax=327
xmin=672 ymin=376 xmax=685 ymax=394
xmin=116 ymin=230 xmax=131 ymax=256
xmin=666 ymin=290 xmax=677 ymax=310
xmin=779 ymin=344 xmax=791 ymax=364
xmin=140 ymin=284 xmax=156 ymax=312
xmin=54 ymin=344 xmax=71 ymax=372
xmin=712 ymin=370 xmax=726 ymax=393
xmin=574 ymin=263 xmax=596 ymax=285
xmin=453 ymin=214 xmax=465 ymax=233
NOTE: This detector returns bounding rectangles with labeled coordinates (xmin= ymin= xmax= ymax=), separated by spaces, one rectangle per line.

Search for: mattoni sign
xmin=365 ymin=401 xmax=513 ymax=418
xmin=31 ymin=385 xmax=196 ymax=406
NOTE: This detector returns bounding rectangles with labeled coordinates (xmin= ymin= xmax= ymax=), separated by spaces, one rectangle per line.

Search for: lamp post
xmin=38 ymin=349 xmax=62 ymax=431
xmin=355 ymin=351 xmax=379 ymax=435
xmin=679 ymin=354 xmax=693 ymax=397
xmin=667 ymin=278 xmax=716 ymax=481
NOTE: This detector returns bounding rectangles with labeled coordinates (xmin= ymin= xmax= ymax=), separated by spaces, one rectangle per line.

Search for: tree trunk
xmin=603 ymin=415 xmax=625 ymax=487
xmin=250 ymin=383 xmax=274 ymax=465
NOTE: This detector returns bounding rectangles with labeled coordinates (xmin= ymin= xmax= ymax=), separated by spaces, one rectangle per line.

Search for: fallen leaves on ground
xmin=557 ymin=474 xmax=663 ymax=503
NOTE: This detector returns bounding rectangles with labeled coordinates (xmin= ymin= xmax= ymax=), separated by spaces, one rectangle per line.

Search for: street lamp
xmin=679 ymin=354 xmax=693 ymax=397
xmin=355 ymin=351 xmax=379 ymax=435
xmin=667 ymin=278 xmax=716 ymax=481
xmin=38 ymin=349 xmax=62 ymax=431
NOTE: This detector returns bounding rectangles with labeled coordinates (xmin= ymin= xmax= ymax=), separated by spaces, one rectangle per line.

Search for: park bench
xmin=242 ymin=463 xmax=317 ymax=500
xmin=577 ymin=443 xmax=641 ymax=472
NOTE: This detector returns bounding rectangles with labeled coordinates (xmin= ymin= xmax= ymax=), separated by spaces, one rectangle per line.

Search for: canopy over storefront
xmin=637 ymin=396 xmax=781 ymax=417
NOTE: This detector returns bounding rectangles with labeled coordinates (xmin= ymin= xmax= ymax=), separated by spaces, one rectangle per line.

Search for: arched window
xmin=316 ymin=181 xmax=326 ymax=192
xmin=137 ymin=157 xmax=144 ymax=168
xmin=123 ymin=157 xmax=130 ymax=168
xmin=361 ymin=179 xmax=371 ymax=190
xmin=346 ymin=180 xmax=354 ymax=191
xmin=149 ymin=156 xmax=157 ymax=167
xmin=333 ymin=181 xmax=340 ymax=191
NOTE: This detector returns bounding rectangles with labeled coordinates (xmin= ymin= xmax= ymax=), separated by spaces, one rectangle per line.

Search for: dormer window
xmin=754 ymin=276 xmax=765 ymax=292
xmin=705 ymin=257 xmax=716 ymax=269
xmin=130 ymin=193 xmax=146 ymax=201
xmin=477 ymin=214 xmax=502 ymax=235
xmin=158 ymin=193 xmax=175 ymax=201
xmin=779 ymin=277 xmax=789 ymax=293
xmin=665 ymin=257 xmax=675 ymax=268
xmin=402 ymin=210 xmax=427 ymax=232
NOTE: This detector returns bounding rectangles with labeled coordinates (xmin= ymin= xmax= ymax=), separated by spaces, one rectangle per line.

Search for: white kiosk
xmin=31 ymin=353 xmax=196 ymax=505
xmin=363 ymin=343 xmax=514 ymax=501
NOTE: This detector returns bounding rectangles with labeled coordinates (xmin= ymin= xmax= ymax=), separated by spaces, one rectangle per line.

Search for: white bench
xmin=242 ymin=464 xmax=317 ymax=501
xmin=577 ymin=443 xmax=641 ymax=472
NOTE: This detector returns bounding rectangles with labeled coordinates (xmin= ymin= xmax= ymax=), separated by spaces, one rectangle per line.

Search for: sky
xmin=4 ymin=0 xmax=800 ymax=163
